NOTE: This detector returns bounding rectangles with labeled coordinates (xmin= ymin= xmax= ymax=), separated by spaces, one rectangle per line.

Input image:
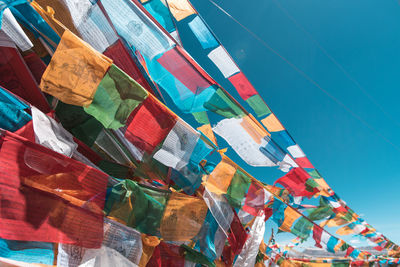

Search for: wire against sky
xmin=205 ymin=0 xmax=400 ymax=153
xmin=270 ymin=0 xmax=400 ymax=130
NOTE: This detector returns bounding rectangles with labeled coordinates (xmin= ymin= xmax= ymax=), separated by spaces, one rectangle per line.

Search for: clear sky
xmin=180 ymin=0 xmax=400 ymax=246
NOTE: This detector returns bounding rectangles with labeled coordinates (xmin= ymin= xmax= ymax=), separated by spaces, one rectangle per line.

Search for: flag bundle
xmin=0 ymin=0 xmax=398 ymax=266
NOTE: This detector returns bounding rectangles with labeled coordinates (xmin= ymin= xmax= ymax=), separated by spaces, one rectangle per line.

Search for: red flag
xmin=103 ymin=39 xmax=154 ymax=94
xmin=373 ymin=246 xmax=384 ymax=251
xmin=146 ymin=242 xmax=184 ymax=267
xmin=228 ymin=72 xmax=257 ymax=100
xmin=313 ymin=225 xmax=323 ymax=248
xmin=275 ymin=167 xmax=314 ymax=197
xmin=157 ymin=47 xmax=212 ymax=94
xmin=242 ymin=182 xmax=265 ymax=216
xmin=22 ymin=52 xmax=47 ymax=84
xmin=0 ymin=131 xmax=108 ymax=248
xmin=125 ymin=95 xmax=177 ymax=154
xmin=346 ymin=246 xmax=355 ymax=257
xmin=0 ymin=46 xmax=50 ymax=113
xmin=228 ymin=210 xmax=248 ymax=256
xmin=294 ymin=157 xmax=314 ymax=169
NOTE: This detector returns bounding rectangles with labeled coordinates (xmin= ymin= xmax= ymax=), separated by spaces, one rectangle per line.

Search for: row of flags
xmin=0 ymin=0 xmax=397 ymax=266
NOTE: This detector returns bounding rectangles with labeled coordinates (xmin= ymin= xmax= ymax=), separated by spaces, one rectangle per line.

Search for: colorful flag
xmin=0 ymin=131 xmax=108 ymax=248
xmin=160 ymin=192 xmax=208 ymax=241
xmin=124 ymin=94 xmax=177 ymax=154
xmin=84 ymin=64 xmax=149 ymax=129
xmin=40 ymin=30 xmax=112 ymax=107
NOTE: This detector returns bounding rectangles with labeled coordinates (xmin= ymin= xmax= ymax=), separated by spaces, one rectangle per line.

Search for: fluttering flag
xmin=104 ymin=179 xmax=168 ymax=236
xmin=124 ymin=94 xmax=177 ymax=154
xmin=234 ymin=212 xmax=266 ymax=267
xmin=167 ymin=0 xmax=196 ymax=22
xmin=84 ymin=64 xmax=149 ymax=130
xmin=0 ymin=131 xmax=108 ymax=248
xmin=275 ymin=167 xmax=317 ymax=197
xmin=0 ymin=86 xmax=32 ymax=131
xmin=0 ymin=32 xmax=50 ymax=112
xmin=40 ymin=30 xmax=113 ymax=107
xmin=58 ymin=218 xmax=143 ymax=267
xmin=213 ymin=116 xmax=276 ymax=167
xmin=160 ymin=192 xmax=208 ymax=241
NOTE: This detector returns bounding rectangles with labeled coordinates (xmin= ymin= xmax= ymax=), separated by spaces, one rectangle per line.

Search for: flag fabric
xmin=202 ymin=188 xmax=234 ymax=236
xmin=228 ymin=72 xmax=258 ymax=101
xmin=0 ymin=86 xmax=32 ymax=132
xmin=101 ymin=0 xmax=174 ymax=60
xmin=104 ymin=180 xmax=168 ymax=236
xmin=205 ymin=155 xmax=236 ymax=195
xmin=207 ymin=46 xmax=239 ymax=78
xmin=0 ymin=239 xmax=54 ymax=265
xmin=144 ymin=48 xmax=216 ymax=113
xmin=153 ymin=119 xmax=200 ymax=170
xmin=84 ymin=64 xmax=149 ymax=129
xmin=233 ymin=212 xmax=265 ymax=267
xmin=124 ymin=94 xmax=177 ymax=154
xmin=166 ymin=0 xmax=196 ymax=21
xmin=0 ymin=35 xmax=50 ymax=112
xmin=40 ymin=30 xmax=113 ymax=107
xmin=0 ymin=131 xmax=108 ymax=248
xmin=279 ymin=207 xmax=301 ymax=233
xmin=160 ymin=192 xmax=208 ymax=241
xmin=242 ymin=182 xmax=271 ymax=217
xmin=213 ymin=117 xmax=276 ymax=167
xmin=143 ymin=0 xmax=175 ymax=33
xmin=225 ymin=168 xmax=252 ymax=209
xmin=31 ymin=106 xmax=77 ymax=157
xmin=275 ymin=167 xmax=316 ymax=197
xmin=57 ymin=218 xmax=143 ymax=267
xmin=188 ymin=16 xmax=218 ymax=50
xmin=2 ymin=8 xmax=33 ymax=51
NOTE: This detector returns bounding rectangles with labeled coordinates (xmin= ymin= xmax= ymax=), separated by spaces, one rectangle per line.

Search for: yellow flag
xmin=204 ymin=155 xmax=236 ymax=194
xmin=336 ymin=225 xmax=355 ymax=235
xmin=261 ymin=114 xmax=284 ymax=132
xmin=167 ymin=0 xmax=196 ymax=21
xmin=139 ymin=234 xmax=160 ymax=267
xmin=160 ymin=192 xmax=208 ymax=241
xmin=40 ymin=30 xmax=112 ymax=106
xmin=197 ymin=123 xmax=217 ymax=146
xmin=279 ymin=207 xmax=301 ymax=233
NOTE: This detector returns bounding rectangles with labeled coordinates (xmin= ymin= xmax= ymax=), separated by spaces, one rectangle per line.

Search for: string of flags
xmin=0 ymin=0 xmax=398 ymax=266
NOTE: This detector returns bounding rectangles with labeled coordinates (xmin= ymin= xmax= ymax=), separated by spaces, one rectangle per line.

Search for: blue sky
xmin=181 ymin=0 xmax=400 ymax=246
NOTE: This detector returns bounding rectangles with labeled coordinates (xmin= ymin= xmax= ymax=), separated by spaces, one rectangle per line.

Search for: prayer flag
xmin=40 ymin=30 xmax=112 ymax=107
xmin=160 ymin=192 xmax=208 ymax=241
xmin=124 ymin=94 xmax=177 ymax=154
xmin=226 ymin=169 xmax=252 ymax=209
xmin=0 ymin=38 xmax=50 ymax=112
xmin=0 ymin=86 xmax=31 ymax=132
xmin=188 ymin=16 xmax=218 ymax=50
xmin=228 ymin=72 xmax=258 ymax=101
xmin=279 ymin=208 xmax=301 ymax=233
xmin=233 ymin=213 xmax=265 ymax=267
xmin=205 ymin=156 xmax=236 ymax=195
xmin=213 ymin=117 xmax=276 ymax=167
xmin=153 ymin=119 xmax=200 ymax=170
xmin=84 ymin=64 xmax=149 ymax=129
xmin=207 ymin=46 xmax=239 ymax=78
xmin=104 ymin=180 xmax=168 ymax=236
xmin=102 ymin=0 xmax=174 ymax=59
xmin=166 ymin=0 xmax=196 ymax=21
xmin=0 ymin=131 xmax=108 ymax=248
